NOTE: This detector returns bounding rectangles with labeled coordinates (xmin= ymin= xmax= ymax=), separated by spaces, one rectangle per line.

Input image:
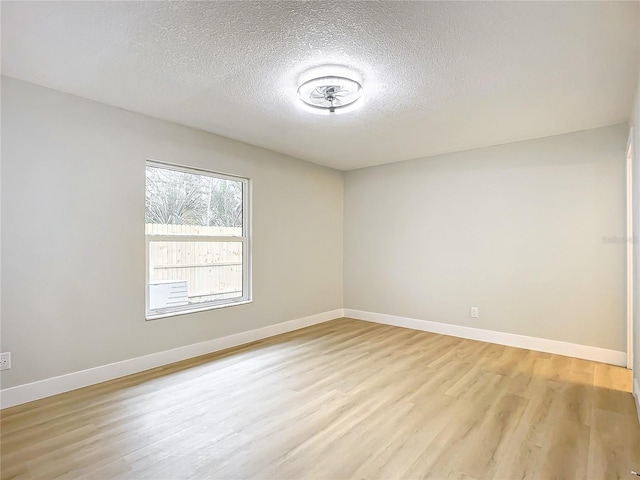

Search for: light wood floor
xmin=1 ymin=318 xmax=639 ymax=480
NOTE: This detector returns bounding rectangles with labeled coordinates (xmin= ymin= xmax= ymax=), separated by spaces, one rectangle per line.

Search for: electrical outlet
xmin=0 ymin=352 xmax=11 ymax=371
xmin=470 ymin=307 xmax=479 ymax=319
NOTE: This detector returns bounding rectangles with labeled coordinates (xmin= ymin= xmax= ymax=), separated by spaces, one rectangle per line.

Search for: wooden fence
xmin=146 ymin=224 xmax=243 ymax=302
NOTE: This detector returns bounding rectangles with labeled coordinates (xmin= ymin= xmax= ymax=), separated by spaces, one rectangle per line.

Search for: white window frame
xmin=145 ymin=160 xmax=251 ymax=320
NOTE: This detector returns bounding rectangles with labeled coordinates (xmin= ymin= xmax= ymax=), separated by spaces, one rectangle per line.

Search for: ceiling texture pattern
xmin=2 ymin=1 xmax=639 ymax=170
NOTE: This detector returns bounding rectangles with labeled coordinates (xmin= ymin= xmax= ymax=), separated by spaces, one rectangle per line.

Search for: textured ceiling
xmin=2 ymin=1 xmax=639 ymax=170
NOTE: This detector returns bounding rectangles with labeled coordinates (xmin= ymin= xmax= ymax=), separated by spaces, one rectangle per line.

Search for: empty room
xmin=1 ymin=1 xmax=640 ymax=479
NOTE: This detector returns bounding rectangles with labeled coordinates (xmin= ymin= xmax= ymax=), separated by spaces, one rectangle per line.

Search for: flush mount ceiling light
xmin=297 ymin=76 xmax=363 ymax=113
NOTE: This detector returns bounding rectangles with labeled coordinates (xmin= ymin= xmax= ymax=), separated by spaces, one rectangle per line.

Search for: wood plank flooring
xmin=1 ymin=318 xmax=639 ymax=480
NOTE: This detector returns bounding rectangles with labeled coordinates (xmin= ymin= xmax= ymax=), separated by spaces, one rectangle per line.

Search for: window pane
xmin=145 ymin=165 xmax=243 ymax=236
xmin=148 ymin=240 xmax=243 ymax=310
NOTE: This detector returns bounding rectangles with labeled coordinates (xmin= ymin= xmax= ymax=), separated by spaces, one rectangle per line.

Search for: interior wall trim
xmin=344 ymin=309 xmax=627 ymax=367
xmin=2 ymin=308 xmax=628 ymax=410
xmin=634 ymin=378 xmax=640 ymax=425
xmin=0 ymin=309 xmax=345 ymax=409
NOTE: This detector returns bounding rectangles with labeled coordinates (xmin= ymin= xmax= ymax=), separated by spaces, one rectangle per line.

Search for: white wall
xmin=0 ymin=77 xmax=343 ymax=389
xmin=344 ymin=125 xmax=628 ymax=352
xmin=630 ymin=74 xmax=640 ymax=392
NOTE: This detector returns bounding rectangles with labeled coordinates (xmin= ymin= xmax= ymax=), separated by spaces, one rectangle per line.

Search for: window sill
xmin=145 ymin=300 xmax=252 ymax=321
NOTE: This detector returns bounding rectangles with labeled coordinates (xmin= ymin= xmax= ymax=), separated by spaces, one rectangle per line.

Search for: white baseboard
xmin=634 ymin=378 xmax=640 ymax=425
xmin=344 ymin=309 xmax=627 ymax=367
xmin=0 ymin=309 xmax=344 ymax=409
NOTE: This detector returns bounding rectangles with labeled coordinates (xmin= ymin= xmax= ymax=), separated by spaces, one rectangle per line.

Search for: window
xmin=145 ymin=161 xmax=251 ymax=319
